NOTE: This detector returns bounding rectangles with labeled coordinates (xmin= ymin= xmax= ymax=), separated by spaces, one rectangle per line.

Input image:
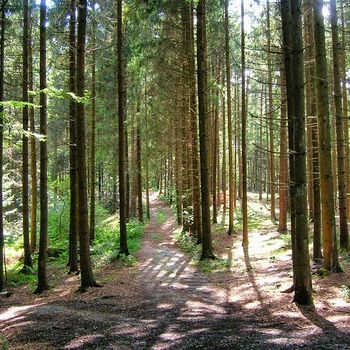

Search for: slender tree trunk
xmin=89 ymin=4 xmax=96 ymax=242
xmin=241 ymin=0 xmax=248 ymax=246
xmin=225 ymin=0 xmax=234 ymax=235
xmin=278 ymin=70 xmax=288 ymax=233
xmin=267 ymin=0 xmax=276 ymax=222
xmin=304 ymin=0 xmax=322 ymax=260
xmin=136 ymin=116 xmax=143 ymax=223
xmin=76 ymin=0 xmax=97 ymax=289
xmin=68 ymin=0 xmax=78 ymax=273
xmin=0 ymin=0 xmax=7 ymax=292
xmin=330 ymin=0 xmax=349 ymax=250
xmin=117 ymin=0 xmax=129 ymax=256
xmin=144 ymin=87 xmax=150 ymax=221
xmin=28 ymin=10 xmax=37 ymax=254
xmin=313 ymin=0 xmax=341 ymax=271
xmin=22 ymin=0 xmax=32 ymax=270
xmin=258 ymin=85 xmax=264 ymax=200
xmin=188 ymin=1 xmax=201 ymax=241
xmin=197 ymin=0 xmax=214 ymax=260
xmin=340 ymin=1 xmax=350 ymax=225
xmin=221 ymin=65 xmax=227 ymax=221
xmin=281 ymin=0 xmax=313 ymax=305
xmin=35 ymin=0 xmax=49 ymax=293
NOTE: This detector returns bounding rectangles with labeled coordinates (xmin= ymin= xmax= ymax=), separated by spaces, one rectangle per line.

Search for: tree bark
xmin=330 ymin=0 xmax=349 ymax=250
xmin=313 ymin=0 xmax=341 ymax=271
xmin=89 ymin=3 xmax=97 ymax=242
xmin=68 ymin=0 xmax=78 ymax=273
xmin=197 ymin=0 xmax=214 ymax=260
xmin=241 ymin=0 xmax=248 ymax=246
xmin=76 ymin=0 xmax=97 ymax=289
xmin=35 ymin=0 xmax=49 ymax=293
xmin=225 ymin=0 xmax=234 ymax=236
xmin=0 ymin=0 xmax=7 ymax=292
xmin=117 ymin=0 xmax=129 ymax=256
xmin=22 ymin=0 xmax=33 ymax=270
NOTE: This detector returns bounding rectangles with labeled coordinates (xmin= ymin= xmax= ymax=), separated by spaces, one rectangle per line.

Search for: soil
xmin=1 ymin=193 xmax=350 ymax=349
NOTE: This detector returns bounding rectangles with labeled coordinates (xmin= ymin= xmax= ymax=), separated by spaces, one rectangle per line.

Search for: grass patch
xmin=150 ymin=232 xmax=164 ymax=241
xmin=197 ymin=258 xmax=232 ymax=273
xmin=340 ymin=285 xmax=350 ymax=301
xmin=174 ymin=231 xmax=201 ymax=257
xmin=156 ymin=210 xmax=167 ymax=225
xmin=6 ymin=262 xmax=37 ymax=288
xmin=0 ymin=333 xmax=9 ymax=350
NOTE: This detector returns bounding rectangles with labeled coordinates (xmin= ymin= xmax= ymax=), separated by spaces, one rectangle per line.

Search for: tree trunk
xmin=76 ymin=0 xmax=97 ymax=289
xmin=35 ymin=0 xmax=49 ymax=293
xmin=0 ymin=0 xmax=7 ymax=292
xmin=197 ymin=0 xmax=214 ymax=260
xmin=281 ymin=0 xmax=313 ymax=305
xmin=330 ymin=0 xmax=349 ymax=250
xmin=89 ymin=4 xmax=96 ymax=242
xmin=304 ymin=0 xmax=322 ymax=260
xmin=278 ymin=69 xmax=288 ymax=233
xmin=28 ymin=10 xmax=37 ymax=254
xmin=136 ymin=117 xmax=143 ymax=223
xmin=267 ymin=0 xmax=276 ymax=222
xmin=68 ymin=0 xmax=78 ymax=273
xmin=241 ymin=0 xmax=248 ymax=246
xmin=22 ymin=0 xmax=33 ymax=270
xmin=117 ymin=0 xmax=129 ymax=256
xmin=313 ymin=0 xmax=341 ymax=271
xmin=225 ymin=0 xmax=234 ymax=236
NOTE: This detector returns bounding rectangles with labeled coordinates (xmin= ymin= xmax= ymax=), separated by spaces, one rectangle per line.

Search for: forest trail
xmin=1 ymin=194 xmax=350 ymax=349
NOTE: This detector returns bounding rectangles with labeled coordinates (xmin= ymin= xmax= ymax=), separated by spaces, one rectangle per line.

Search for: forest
xmin=0 ymin=0 xmax=350 ymax=349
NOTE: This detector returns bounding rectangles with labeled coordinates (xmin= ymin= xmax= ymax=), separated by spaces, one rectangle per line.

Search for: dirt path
xmin=1 ymin=194 xmax=350 ymax=349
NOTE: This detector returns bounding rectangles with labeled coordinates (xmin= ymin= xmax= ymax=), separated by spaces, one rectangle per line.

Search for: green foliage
xmin=6 ymin=262 xmax=37 ymax=288
xmin=150 ymin=232 xmax=163 ymax=241
xmin=198 ymin=258 xmax=232 ymax=274
xmin=0 ymin=333 xmax=9 ymax=350
xmin=156 ymin=210 xmax=167 ymax=225
xmin=174 ymin=231 xmax=201 ymax=257
xmin=118 ymin=254 xmax=138 ymax=267
xmin=340 ymin=285 xmax=350 ymax=300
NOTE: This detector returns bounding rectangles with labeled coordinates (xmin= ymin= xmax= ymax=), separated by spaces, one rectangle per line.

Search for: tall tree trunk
xmin=304 ymin=0 xmax=322 ymax=260
xmin=197 ymin=0 xmax=214 ymax=260
xmin=22 ymin=0 xmax=33 ymax=270
xmin=35 ymin=0 xmax=49 ymax=293
xmin=313 ymin=0 xmax=341 ymax=271
xmin=76 ymin=0 xmax=97 ymax=289
xmin=28 ymin=10 xmax=37 ymax=254
xmin=225 ymin=0 xmax=234 ymax=236
xmin=278 ymin=70 xmax=288 ymax=233
xmin=144 ymin=86 xmax=150 ymax=221
xmin=89 ymin=4 xmax=96 ymax=242
xmin=281 ymin=0 xmax=313 ymax=305
xmin=241 ymin=0 xmax=248 ymax=246
xmin=0 ymin=0 xmax=7 ymax=292
xmin=290 ymin=0 xmax=313 ymax=304
xmin=136 ymin=116 xmax=143 ymax=223
xmin=340 ymin=0 xmax=350 ymax=225
xmin=117 ymin=0 xmax=129 ymax=256
xmin=267 ymin=0 xmax=276 ymax=222
xmin=188 ymin=1 xmax=201 ymax=241
xmin=221 ymin=67 xmax=227 ymax=220
xmin=330 ymin=0 xmax=349 ymax=250
xmin=68 ymin=0 xmax=78 ymax=273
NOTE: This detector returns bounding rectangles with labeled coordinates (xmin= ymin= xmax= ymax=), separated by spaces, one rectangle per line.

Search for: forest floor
xmin=1 ymin=193 xmax=350 ymax=349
